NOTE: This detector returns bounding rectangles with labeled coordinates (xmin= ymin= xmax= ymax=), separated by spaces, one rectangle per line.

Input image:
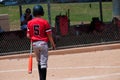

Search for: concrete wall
xmin=0 ymin=14 xmax=10 ymax=31
xmin=113 ymin=0 xmax=120 ymax=19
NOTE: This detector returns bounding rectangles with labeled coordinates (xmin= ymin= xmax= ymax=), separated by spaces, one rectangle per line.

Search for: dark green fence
xmin=0 ymin=21 xmax=120 ymax=56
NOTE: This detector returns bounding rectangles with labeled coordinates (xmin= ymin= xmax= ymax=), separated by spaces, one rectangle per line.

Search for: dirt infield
xmin=0 ymin=43 xmax=120 ymax=80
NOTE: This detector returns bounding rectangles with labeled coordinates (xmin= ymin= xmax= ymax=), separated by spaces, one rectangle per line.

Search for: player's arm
xmin=45 ymin=21 xmax=56 ymax=50
xmin=20 ymin=15 xmax=27 ymax=25
xmin=47 ymin=32 xmax=56 ymax=50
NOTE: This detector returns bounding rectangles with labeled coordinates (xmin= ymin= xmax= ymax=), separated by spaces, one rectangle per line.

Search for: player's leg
xmin=38 ymin=64 xmax=47 ymax=80
xmin=33 ymin=41 xmax=48 ymax=80
xmin=38 ymin=63 xmax=47 ymax=80
xmin=40 ymin=41 xmax=48 ymax=80
xmin=33 ymin=41 xmax=42 ymax=80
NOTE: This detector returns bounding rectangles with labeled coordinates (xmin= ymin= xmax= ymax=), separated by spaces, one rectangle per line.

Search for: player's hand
xmin=52 ymin=47 xmax=56 ymax=50
xmin=52 ymin=45 xmax=56 ymax=50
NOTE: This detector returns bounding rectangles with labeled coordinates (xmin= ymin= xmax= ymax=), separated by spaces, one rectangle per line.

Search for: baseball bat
xmin=28 ymin=40 xmax=33 ymax=74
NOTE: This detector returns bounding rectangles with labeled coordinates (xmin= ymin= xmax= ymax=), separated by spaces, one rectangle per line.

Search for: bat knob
xmin=28 ymin=71 xmax=32 ymax=74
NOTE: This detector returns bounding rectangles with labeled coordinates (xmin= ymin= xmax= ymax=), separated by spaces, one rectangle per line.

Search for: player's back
xmin=27 ymin=18 xmax=51 ymax=42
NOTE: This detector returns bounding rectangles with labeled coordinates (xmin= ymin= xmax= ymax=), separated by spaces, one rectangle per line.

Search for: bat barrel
xmin=28 ymin=55 xmax=32 ymax=74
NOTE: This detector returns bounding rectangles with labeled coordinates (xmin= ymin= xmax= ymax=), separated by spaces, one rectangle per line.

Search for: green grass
xmin=0 ymin=2 xmax=113 ymax=31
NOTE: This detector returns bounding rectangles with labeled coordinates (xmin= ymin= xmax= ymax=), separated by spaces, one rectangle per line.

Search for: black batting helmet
xmin=33 ymin=5 xmax=44 ymax=17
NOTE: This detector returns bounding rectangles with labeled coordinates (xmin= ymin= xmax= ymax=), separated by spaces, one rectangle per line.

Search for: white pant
xmin=33 ymin=41 xmax=48 ymax=68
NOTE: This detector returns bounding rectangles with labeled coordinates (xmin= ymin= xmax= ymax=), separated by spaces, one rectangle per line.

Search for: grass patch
xmin=0 ymin=2 xmax=113 ymax=31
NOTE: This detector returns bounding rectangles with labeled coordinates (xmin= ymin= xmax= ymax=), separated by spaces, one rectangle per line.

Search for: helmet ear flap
xmin=41 ymin=11 xmax=44 ymax=16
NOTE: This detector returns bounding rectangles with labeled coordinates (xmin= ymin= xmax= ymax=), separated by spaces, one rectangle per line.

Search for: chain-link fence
xmin=0 ymin=2 xmax=120 ymax=56
xmin=0 ymin=30 xmax=30 ymax=55
xmin=0 ymin=20 xmax=120 ymax=56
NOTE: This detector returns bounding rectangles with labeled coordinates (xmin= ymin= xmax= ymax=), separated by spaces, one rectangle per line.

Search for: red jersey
xmin=27 ymin=18 xmax=52 ymax=42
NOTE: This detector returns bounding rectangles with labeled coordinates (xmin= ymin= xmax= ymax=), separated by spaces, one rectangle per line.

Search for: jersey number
xmin=34 ymin=25 xmax=40 ymax=35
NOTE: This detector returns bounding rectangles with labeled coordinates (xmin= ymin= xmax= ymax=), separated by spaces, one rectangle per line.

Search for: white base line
xmin=49 ymin=66 xmax=120 ymax=70
xmin=62 ymin=73 xmax=120 ymax=80
xmin=0 ymin=66 xmax=120 ymax=73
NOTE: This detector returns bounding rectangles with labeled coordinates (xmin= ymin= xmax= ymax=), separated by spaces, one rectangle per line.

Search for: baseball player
xmin=27 ymin=5 xmax=56 ymax=80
